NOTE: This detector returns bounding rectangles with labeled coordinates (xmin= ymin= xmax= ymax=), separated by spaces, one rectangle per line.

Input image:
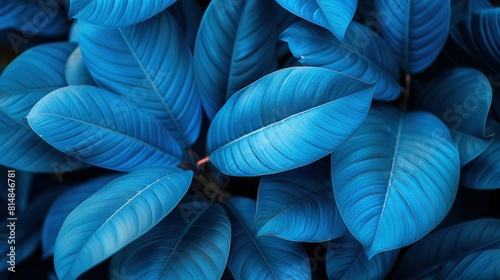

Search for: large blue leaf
xmin=331 ymin=103 xmax=460 ymax=258
xmin=326 ymin=234 xmax=399 ymax=280
xmin=280 ymin=20 xmax=400 ymax=101
xmin=65 ymin=46 xmax=95 ymax=86
xmin=411 ymin=67 xmax=493 ymax=166
xmin=53 ymin=167 xmax=193 ymax=280
xmin=394 ymin=218 xmax=500 ymax=279
xmin=78 ymin=12 xmax=201 ymax=148
xmin=450 ymin=0 xmax=492 ymax=27
xmin=110 ymin=202 xmax=231 ymax=279
xmin=275 ymin=0 xmax=357 ymax=41
xmin=169 ymin=0 xmax=203 ymax=51
xmin=254 ymin=161 xmax=347 ymax=242
xmin=68 ymin=0 xmax=175 ymax=27
xmin=0 ymin=1 xmax=69 ymax=37
xmin=207 ymin=67 xmax=375 ymax=177
xmin=42 ymin=173 xmax=122 ymax=259
xmin=375 ymin=0 xmax=451 ymax=73
xmin=226 ymin=197 xmax=311 ymax=280
xmin=27 ymin=86 xmax=182 ymax=172
xmin=0 ymin=42 xmax=74 ymax=124
xmin=193 ymin=0 xmax=276 ymax=120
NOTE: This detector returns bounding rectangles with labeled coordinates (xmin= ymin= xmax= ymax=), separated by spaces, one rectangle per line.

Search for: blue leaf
xmin=110 ymin=202 xmax=231 ymax=280
xmin=68 ymin=20 xmax=79 ymax=43
xmin=54 ymin=167 xmax=193 ymax=280
xmin=68 ymin=0 xmax=176 ymax=27
xmin=169 ymin=0 xmax=203 ymax=51
xmin=434 ymin=250 xmax=500 ymax=279
xmin=0 ymin=42 xmax=75 ymax=125
xmin=326 ymin=234 xmax=399 ymax=280
xmin=450 ymin=0 xmax=492 ymax=27
xmin=225 ymin=197 xmax=311 ymax=280
xmin=78 ymin=12 xmax=201 ymax=148
xmin=411 ymin=67 xmax=493 ymax=166
xmin=27 ymin=85 xmax=182 ymax=172
xmin=207 ymin=67 xmax=375 ymax=177
xmin=331 ymin=103 xmax=460 ymax=258
xmin=280 ymin=20 xmax=400 ymax=101
xmin=0 ymin=188 xmax=61 ymax=270
xmin=193 ymin=0 xmax=276 ymax=120
xmin=375 ymin=0 xmax=451 ymax=73
xmin=394 ymin=218 xmax=500 ymax=279
xmin=42 ymin=173 xmax=122 ymax=259
xmin=65 ymin=46 xmax=95 ymax=86
xmin=0 ymin=1 xmax=69 ymax=37
xmin=275 ymin=0 xmax=357 ymax=41
xmin=255 ymin=161 xmax=348 ymax=242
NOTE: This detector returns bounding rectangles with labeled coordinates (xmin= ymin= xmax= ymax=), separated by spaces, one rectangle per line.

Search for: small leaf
xmin=54 ymin=167 xmax=193 ymax=280
xmin=68 ymin=0 xmax=176 ymax=27
xmin=331 ymin=103 xmax=460 ymax=258
xmin=226 ymin=197 xmax=311 ymax=280
xmin=110 ymin=202 xmax=231 ymax=280
xmin=65 ymin=46 xmax=95 ymax=86
xmin=27 ymin=86 xmax=182 ymax=172
xmin=255 ymin=161 xmax=348 ymax=242
xmin=207 ymin=67 xmax=375 ymax=177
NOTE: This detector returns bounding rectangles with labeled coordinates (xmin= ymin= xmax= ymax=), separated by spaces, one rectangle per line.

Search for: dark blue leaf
xmin=375 ymin=0 xmax=451 ymax=73
xmin=68 ymin=0 xmax=175 ymax=27
xmin=394 ymin=218 xmax=500 ymax=279
xmin=275 ymin=0 xmax=357 ymax=41
xmin=42 ymin=173 xmax=122 ymax=259
xmin=280 ymin=20 xmax=400 ymax=101
xmin=255 ymin=162 xmax=347 ymax=242
xmin=326 ymin=234 xmax=399 ymax=280
xmin=27 ymin=86 xmax=182 ymax=172
xmin=78 ymin=12 xmax=201 ymax=148
xmin=434 ymin=250 xmax=500 ymax=279
xmin=54 ymin=167 xmax=193 ymax=280
xmin=193 ymin=0 xmax=276 ymax=120
xmin=169 ymin=0 xmax=203 ymax=51
xmin=450 ymin=0 xmax=492 ymax=27
xmin=331 ymin=103 xmax=460 ymax=258
xmin=226 ymin=197 xmax=311 ymax=280
xmin=110 ymin=202 xmax=231 ymax=279
xmin=273 ymin=1 xmax=300 ymax=61
xmin=207 ymin=67 xmax=375 ymax=177
xmin=65 ymin=46 xmax=95 ymax=86
xmin=0 ymin=168 xmax=34 ymax=213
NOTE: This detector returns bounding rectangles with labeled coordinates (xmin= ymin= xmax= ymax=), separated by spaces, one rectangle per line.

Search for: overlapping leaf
xmin=226 ymin=197 xmax=311 ymax=280
xmin=193 ymin=0 xmax=276 ymax=120
xmin=450 ymin=0 xmax=492 ymax=27
xmin=68 ymin=0 xmax=175 ymax=27
xmin=110 ymin=203 xmax=231 ymax=280
xmin=375 ymin=0 xmax=451 ymax=73
xmin=207 ymin=67 xmax=375 ymax=177
xmin=255 ymin=162 xmax=347 ymax=242
xmin=78 ymin=12 xmax=201 ymax=148
xmin=53 ymin=167 xmax=193 ymax=280
xmin=281 ymin=20 xmax=400 ymax=101
xmin=275 ymin=0 xmax=357 ymax=41
xmin=27 ymin=86 xmax=182 ymax=172
xmin=394 ymin=218 xmax=500 ymax=279
xmin=331 ymin=103 xmax=460 ymax=258
xmin=65 ymin=46 xmax=95 ymax=86
xmin=169 ymin=0 xmax=203 ymax=50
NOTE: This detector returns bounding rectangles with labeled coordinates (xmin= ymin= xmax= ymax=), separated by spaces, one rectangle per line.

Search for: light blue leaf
xmin=65 ymin=46 xmax=95 ymax=86
xmin=0 ymin=1 xmax=69 ymax=37
xmin=68 ymin=20 xmax=79 ymax=43
xmin=0 ymin=188 xmax=61 ymax=270
xmin=275 ymin=0 xmax=357 ymax=41
xmin=411 ymin=67 xmax=493 ymax=166
xmin=207 ymin=67 xmax=374 ymax=177
xmin=42 ymin=173 xmax=122 ymax=259
xmin=0 ymin=42 xmax=75 ymax=125
xmin=169 ymin=0 xmax=203 ymax=51
xmin=280 ymin=20 xmax=400 ymax=101
xmin=193 ymin=0 xmax=276 ymax=120
xmin=394 ymin=218 xmax=500 ymax=279
xmin=326 ymin=234 xmax=399 ymax=280
xmin=27 ymin=86 xmax=182 ymax=172
xmin=331 ymin=103 xmax=460 ymax=258
xmin=110 ymin=202 xmax=231 ymax=280
xmin=54 ymin=167 xmax=193 ymax=280
xmin=255 ymin=161 xmax=348 ymax=242
xmin=226 ymin=197 xmax=311 ymax=280
xmin=375 ymin=0 xmax=451 ymax=73
xmin=78 ymin=12 xmax=201 ymax=148
xmin=68 ymin=0 xmax=176 ymax=27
